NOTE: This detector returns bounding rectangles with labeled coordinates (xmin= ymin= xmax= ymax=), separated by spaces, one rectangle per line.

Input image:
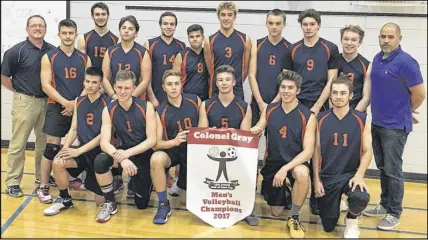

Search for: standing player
xmin=251 ymin=70 xmax=316 ymax=239
xmin=313 ymin=76 xmax=372 ymax=238
xmin=145 ymin=12 xmax=186 ymax=106
xmin=102 ymin=15 xmax=151 ymax=100
xmin=150 ymin=69 xmax=201 ymax=224
xmin=203 ymin=1 xmax=252 ymax=100
xmin=77 ymin=2 xmax=118 ymax=69
xmin=37 ymin=19 xmax=92 ymax=203
xmin=43 ymin=67 xmax=110 ymax=215
xmin=173 ymin=24 xmax=209 ymax=101
xmin=92 ymin=70 xmax=157 ymax=223
xmin=198 ymin=65 xmax=258 ymax=226
xmin=248 ymin=9 xmax=293 ymax=126
xmin=338 ymin=25 xmax=371 ymax=112
xmin=290 ymin=9 xmax=340 ymax=215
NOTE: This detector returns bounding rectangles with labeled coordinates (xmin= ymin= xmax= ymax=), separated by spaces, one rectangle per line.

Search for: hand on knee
xmin=348 ymin=188 xmax=370 ymax=213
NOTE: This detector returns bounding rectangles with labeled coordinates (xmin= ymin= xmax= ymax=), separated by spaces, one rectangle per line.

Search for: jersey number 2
xmin=86 ymin=113 xmax=94 ymax=125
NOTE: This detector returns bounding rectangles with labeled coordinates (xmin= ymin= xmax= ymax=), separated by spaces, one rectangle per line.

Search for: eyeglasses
xmin=28 ymin=24 xmax=46 ymax=29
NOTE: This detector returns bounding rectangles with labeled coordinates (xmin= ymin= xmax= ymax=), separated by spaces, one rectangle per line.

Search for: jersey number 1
xmin=333 ymin=133 xmax=348 ymax=147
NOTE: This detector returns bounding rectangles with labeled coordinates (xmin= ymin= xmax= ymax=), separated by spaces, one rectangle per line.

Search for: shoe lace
xmin=99 ymin=202 xmax=114 ymax=213
xmin=292 ymin=217 xmax=306 ymax=232
xmin=383 ymin=214 xmax=396 ymax=224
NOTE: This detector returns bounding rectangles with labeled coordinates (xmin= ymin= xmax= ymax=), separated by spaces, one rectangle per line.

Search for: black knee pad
xmin=322 ymin=218 xmax=337 ymax=232
xmin=348 ymin=189 xmax=370 ymax=213
xmin=44 ymin=143 xmax=61 ymax=160
xmin=134 ymin=193 xmax=150 ymax=209
xmin=94 ymin=153 xmax=113 ymax=174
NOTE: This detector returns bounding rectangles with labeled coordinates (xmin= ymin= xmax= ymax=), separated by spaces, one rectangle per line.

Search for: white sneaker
xmin=340 ymin=199 xmax=349 ymax=212
xmin=344 ymin=216 xmax=360 ymax=238
xmin=168 ymin=177 xmax=180 ymax=197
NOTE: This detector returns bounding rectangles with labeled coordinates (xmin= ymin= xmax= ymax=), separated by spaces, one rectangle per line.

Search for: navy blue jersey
xmin=317 ymin=109 xmax=367 ymax=185
xmin=256 ymin=36 xmax=293 ymax=103
xmin=76 ymin=94 xmax=111 ymax=145
xmin=209 ymin=30 xmax=247 ymax=99
xmin=157 ymin=93 xmax=199 ymax=149
xmin=84 ymin=30 xmax=118 ymax=69
xmin=107 ymin=42 xmax=147 ymax=86
xmin=179 ymin=47 xmax=209 ymax=101
xmin=291 ymin=38 xmax=339 ymax=102
xmin=107 ymin=97 xmax=149 ymax=148
xmin=265 ymin=102 xmax=312 ymax=164
xmin=46 ymin=47 xmax=87 ymax=103
xmin=205 ymin=95 xmax=248 ymax=129
xmin=338 ymin=54 xmax=370 ymax=106
xmin=148 ymin=36 xmax=186 ymax=104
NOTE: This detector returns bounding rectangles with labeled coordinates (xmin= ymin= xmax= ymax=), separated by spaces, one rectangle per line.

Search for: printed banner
xmin=187 ymin=127 xmax=259 ymax=229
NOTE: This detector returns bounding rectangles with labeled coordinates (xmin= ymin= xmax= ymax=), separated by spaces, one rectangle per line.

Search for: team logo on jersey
xmin=204 ymin=146 xmax=240 ymax=190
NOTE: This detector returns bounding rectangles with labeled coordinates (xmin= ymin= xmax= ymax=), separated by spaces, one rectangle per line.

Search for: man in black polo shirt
xmin=1 ymin=15 xmax=55 ymax=197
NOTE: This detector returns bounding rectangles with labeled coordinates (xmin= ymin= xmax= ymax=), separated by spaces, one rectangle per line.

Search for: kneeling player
xmin=150 ymin=69 xmax=200 ymax=224
xmin=251 ymin=70 xmax=316 ymax=238
xmin=313 ymin=76 xmax=371 ymax=238
xmin=93 ymin=70 xmax=157 ymax=223
xmin=43 ymin=67 xmax=110 ymax=215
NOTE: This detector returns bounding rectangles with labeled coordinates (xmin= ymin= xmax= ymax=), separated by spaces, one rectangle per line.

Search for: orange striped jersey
xmin=265 ymin=102 xmax=311 ymax=165
xmin=255 ymin=36 xmax=293 ymax=103
xmin=107 ymin=97 xmax=149 ymax=149
xmin=84 ymin=30 xmax=118 ymax=68
xmin=46 ymin=47 xmax=87 ymax=103
xmin=76 ymin=94 xmax=110 ymax=145
xmin=156 ymin=93 xmax=199 ymax=148
xmin=148 ymin=36 xmax=186 ymax=104
xmin=178 ymin=47 xmax=209 ymax=100
xmin=204 ymin=95 xmax=248 ymax=129
xmin=208 ymin=29 xmax=247 ymax=99
xmin=317 ymin=109 xmax=367 ymax=185
xmin=337 ymin=53 xmax=370 ymax=105
xmin=290 ymin=38 xmax=340 ymax=102
xmin=107 ymin=42 xmax=147 ymax=86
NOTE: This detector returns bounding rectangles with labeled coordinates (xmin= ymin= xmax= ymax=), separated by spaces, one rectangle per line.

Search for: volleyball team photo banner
xmin=187 ymin=127 xmax=259 ymax=229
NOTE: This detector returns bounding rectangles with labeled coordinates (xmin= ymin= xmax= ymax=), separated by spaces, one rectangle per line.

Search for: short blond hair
xmin=216 ymin=1 xmax=238 ymax=17
xmin=340 ymin=25 xmax=365 ymax=43
xmin=162 ymin=69 xmax=181 ymax=84
xmin=115 ymin=70 xmax=136 ymax=84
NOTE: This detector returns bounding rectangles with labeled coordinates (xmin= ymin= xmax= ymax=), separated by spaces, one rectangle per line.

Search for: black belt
xmin=16 ymin=91 xmax=46 ymax=98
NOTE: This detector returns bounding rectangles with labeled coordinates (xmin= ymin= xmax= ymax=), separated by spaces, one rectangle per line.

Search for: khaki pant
xmin=6 ymin=92 xmax=47 ymax=187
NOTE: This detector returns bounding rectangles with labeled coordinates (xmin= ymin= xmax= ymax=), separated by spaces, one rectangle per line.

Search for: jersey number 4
xmin=333 ymin=133 xmax=348 ymax=147
xmin=279 ymin=125 xmax=287 ymax=138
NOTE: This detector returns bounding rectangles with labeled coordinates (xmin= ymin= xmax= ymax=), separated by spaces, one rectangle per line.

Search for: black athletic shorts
xmin=67 ymin=147 xmax=103 ymax=196
xmin=42 ymin=103 xmax=72 ymax=137
xmin=260 ymin=159 xmax=310 ymax=206
xmin=164 ymin=147 xmax=187 ymax=190
xmin=126 ymin=150 xmax=154 ymax=203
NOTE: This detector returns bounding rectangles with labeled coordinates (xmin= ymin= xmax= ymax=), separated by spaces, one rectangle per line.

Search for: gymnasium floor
xmin=1 ymin=148 xmax=427 ymax=238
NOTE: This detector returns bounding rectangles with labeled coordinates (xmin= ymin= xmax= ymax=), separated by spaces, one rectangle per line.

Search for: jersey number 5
xmin=176 ymin=117 xmax=192 ymax=132
xmin=221 ymin=118 xmax=229 ymax=128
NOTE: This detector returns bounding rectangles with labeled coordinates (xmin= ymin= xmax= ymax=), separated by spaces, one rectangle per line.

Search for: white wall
xmin=1 ymin=1 xmax=426 ymax=174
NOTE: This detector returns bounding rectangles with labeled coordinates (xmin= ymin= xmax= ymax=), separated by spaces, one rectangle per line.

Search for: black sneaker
xmin=6 ymin=185 xmax=23 ymax=198
xmin=35 ymin=176 xmax=57 ymax=187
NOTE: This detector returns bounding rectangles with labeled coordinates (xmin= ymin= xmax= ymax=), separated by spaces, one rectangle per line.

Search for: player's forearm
xmin=133 ymin=79 xmax=150 ymax=98
xmin=63 ymin=129 xmax=78 ymax=148
xmin=248 ymin=75 xmax=264 ymax=104
xmin=285 ymin=149 xmax=313 ymax=173
xmin=1 ymin=76 xmax=15 ymax=92
xmin=314 ymin=85 xmax=331 ymax=110
xmin=126 ymin=137 xmax=157 ymax=157
xmin=42 ymin=84 xmax=69 ymax=106
xmin=312 ymin=150 xmax=322 ymax=180
xmin=78 ymin=135 xmax=101 ymax=154
xmin=355 ymin=97 xmax=370 ymax=112
xmin=271 ymin=92 xmax=281 ymax=103
xmin=355 ymin=148 xmax=372 ymax=178
xmin=146 ymin=85 xmax=157 ymax=102
xmin=103 ymin=78 xmax=115 ymax=97
xmin=154 ymin=139 xmax=178 ymax=150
